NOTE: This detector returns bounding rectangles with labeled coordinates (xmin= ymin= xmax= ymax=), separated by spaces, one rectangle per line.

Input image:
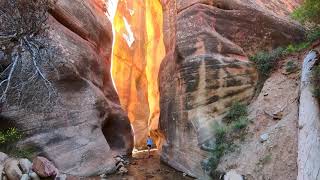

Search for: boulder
xmin=0 ymin=153 xmax=8 ymax=165
xmin=29 ymin=171 xmax=40 ymax=180
xmin=20 ymin=174 xmax=30 ymax=180
xmin=4 ymin=159 xmax=22 ymax=180
xmin=32 ymin=157 xmax=58 ymax=178
xmin=19 ymin=159 xmax=32 ymax=174
xmin=0 ymin=0 xmax=133 ymax=177
xmin=159 ymin=0 xmax=305 ymax=177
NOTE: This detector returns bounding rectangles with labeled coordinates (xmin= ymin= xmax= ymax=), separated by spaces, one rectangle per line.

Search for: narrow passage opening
xmin=109 ymin=0 xmax=165 ymax=152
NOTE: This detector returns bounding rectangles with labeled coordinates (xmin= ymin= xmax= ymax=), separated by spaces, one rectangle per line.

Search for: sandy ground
xmin=106 ymin=149 xmax=194 ymax=180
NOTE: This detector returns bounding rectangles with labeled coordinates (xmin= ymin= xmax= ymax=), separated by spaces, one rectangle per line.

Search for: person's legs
xmin=147 ymin=145 xmax=151 ymax=158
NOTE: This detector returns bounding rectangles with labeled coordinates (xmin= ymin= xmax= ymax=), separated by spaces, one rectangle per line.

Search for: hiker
xmin=147 ymin=135 xmax=153 ymax=158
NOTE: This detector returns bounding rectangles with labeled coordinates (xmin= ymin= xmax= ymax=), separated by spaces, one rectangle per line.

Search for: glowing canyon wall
xmin=112 ymin=0 xmax=165 ymax=148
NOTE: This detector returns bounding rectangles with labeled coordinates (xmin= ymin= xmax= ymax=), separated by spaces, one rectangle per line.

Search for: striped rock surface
xmin=159 ymin=0 xmax=305 ymax=177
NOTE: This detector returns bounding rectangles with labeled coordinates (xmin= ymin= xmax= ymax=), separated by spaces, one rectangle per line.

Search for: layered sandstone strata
xmin=159 ymin=0 xmax=305 ymax=177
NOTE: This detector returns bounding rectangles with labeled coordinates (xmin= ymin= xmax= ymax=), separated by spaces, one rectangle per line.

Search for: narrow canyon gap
xmin=111 ymin=0 xmax=165 ymax=149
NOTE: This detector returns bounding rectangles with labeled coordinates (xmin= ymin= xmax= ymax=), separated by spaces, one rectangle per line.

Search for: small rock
xmin=100 ymin=174 xmax=107 ymax=178
xmin=29 ymin=171 xmax=40 ymax=180
xmin=223 ymin=170 xmax=244 ymax=180
xmin=21 ymin=174 xmax=30 ymax=180
xmin=19 ymin=159 xmax=32 ymax=173
xmin=4 ymin=159 xmax=22 ymax=180
xmin=183 ymin=173 xmax=187 ymax=176
xmin=0 ymin=153 xmax=8 ymax=164
xmin=115 ymin=157 xmax=124 ymax=162
xmin=32 ymin=156 xmax=58 ymax=178
xmin=272 ymin=112 xmax=283 ymax=120
xmin=118 ymin=167 xmax=128 ymax=174
xmin=263 ymin=93 xmax=269 ymax=97
xmin=260 ymin=133 xmax=269 ymax=143
xmin=54 ymin=173 xmax=67 ymax=180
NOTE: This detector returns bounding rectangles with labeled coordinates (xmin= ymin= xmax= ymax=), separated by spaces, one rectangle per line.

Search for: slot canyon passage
xmin=2 ymin=0 xmax=320 ymax=179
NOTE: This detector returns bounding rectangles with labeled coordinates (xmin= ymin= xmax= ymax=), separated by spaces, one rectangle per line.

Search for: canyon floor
xmin=106 ymin=150 xmax=193 ymax=180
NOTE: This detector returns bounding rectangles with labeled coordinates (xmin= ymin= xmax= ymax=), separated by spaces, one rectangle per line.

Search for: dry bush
xmin=0 ymin=0 xmax=59 ymax=112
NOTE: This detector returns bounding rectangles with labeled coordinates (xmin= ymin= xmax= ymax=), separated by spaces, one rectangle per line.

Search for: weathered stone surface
xmin=159 ymin=0 xmax=305 ymax=177
xmin=19 ymin=159 xmax=32 ymax=174
xmin=54 ymin=173 xmax=67 ymax=180
xmin=0 ymin=0 xmax=133 ymax=176
xmin=0 ymin=165 xmax=3 ymax=180
xmin=223 ymin=170 xmax=244 ymax=180
xmin=0 ymin=153 xmax=8 ymax=165
xmin=20 ymin=174 xmax=30 ymax=180
xmin=29 ymin=171 xmax=40 ymax=180
xmin=32 ymin=156 xmax=58 ymax=178
xmin=4 ymin=159 xmax=22 ymax=180
xmin=298 ymin=51 xmax=320 ymax=180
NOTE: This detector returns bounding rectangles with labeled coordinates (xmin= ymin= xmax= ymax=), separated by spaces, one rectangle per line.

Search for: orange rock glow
xmin=111 ymin=0 xmax=165 ymax=149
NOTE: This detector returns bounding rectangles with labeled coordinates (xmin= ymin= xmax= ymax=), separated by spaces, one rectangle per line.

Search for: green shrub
xmin=0 ymin=128 xmax=35 ymax=158
xmin=285 ymin=42 xmax=311 ymax=54
xmin=307 ymin=27 xmax=320 ymax=42
xmin=209 ymin=102 xmax=249 ymax=173
xmin=292 ymin=0 xmax=320 ymax=24
xmin=213 ymin=122 xmax=228 ymax=144
xmin=210 ymin=122 xmax=230 ymax=170
xmin=13 ymin=147 xmax=36 ymax=159
xmin=223 ymin=102 xmax=248 ymax=123
xmin=257 ymin=154 xmax=272 ymax=167
xmin=250 ymin=47 xmax=285 ymax=81
xmin=285 ymin=61 xmax=299 ymax=74
xmin=231 ymin=116 xmax=249 ymax=130
xmin=0 ymin=128 xmax=22 ymax=144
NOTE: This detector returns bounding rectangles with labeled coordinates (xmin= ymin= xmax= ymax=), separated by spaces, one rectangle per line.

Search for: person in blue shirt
xmin=146 ymin=135 xmax=153 ymax=158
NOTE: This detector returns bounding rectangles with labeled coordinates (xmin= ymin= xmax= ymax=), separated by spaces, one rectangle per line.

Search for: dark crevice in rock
xmin=102 ymin=113 xmax=133 ymax=154
xmin=48 ymin=8 xmax=96 ymax=47
xmin=178 ymin=2 xmax=236 ymax=14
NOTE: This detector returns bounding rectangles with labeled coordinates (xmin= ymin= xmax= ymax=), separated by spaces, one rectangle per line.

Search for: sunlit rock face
xmin=159 ymin=0 xmax=305 ymax=177
xmin=112 ymin=0 xmax=165 ymax=149
xmin=0 ymin=0 xmax=133 ymax=176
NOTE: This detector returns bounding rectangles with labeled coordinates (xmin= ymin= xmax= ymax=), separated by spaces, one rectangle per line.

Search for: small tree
xmin=0 ymin=0 xmax=58 ymax=111
xmin=292 ymin=0 xmax=320 ymax=24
